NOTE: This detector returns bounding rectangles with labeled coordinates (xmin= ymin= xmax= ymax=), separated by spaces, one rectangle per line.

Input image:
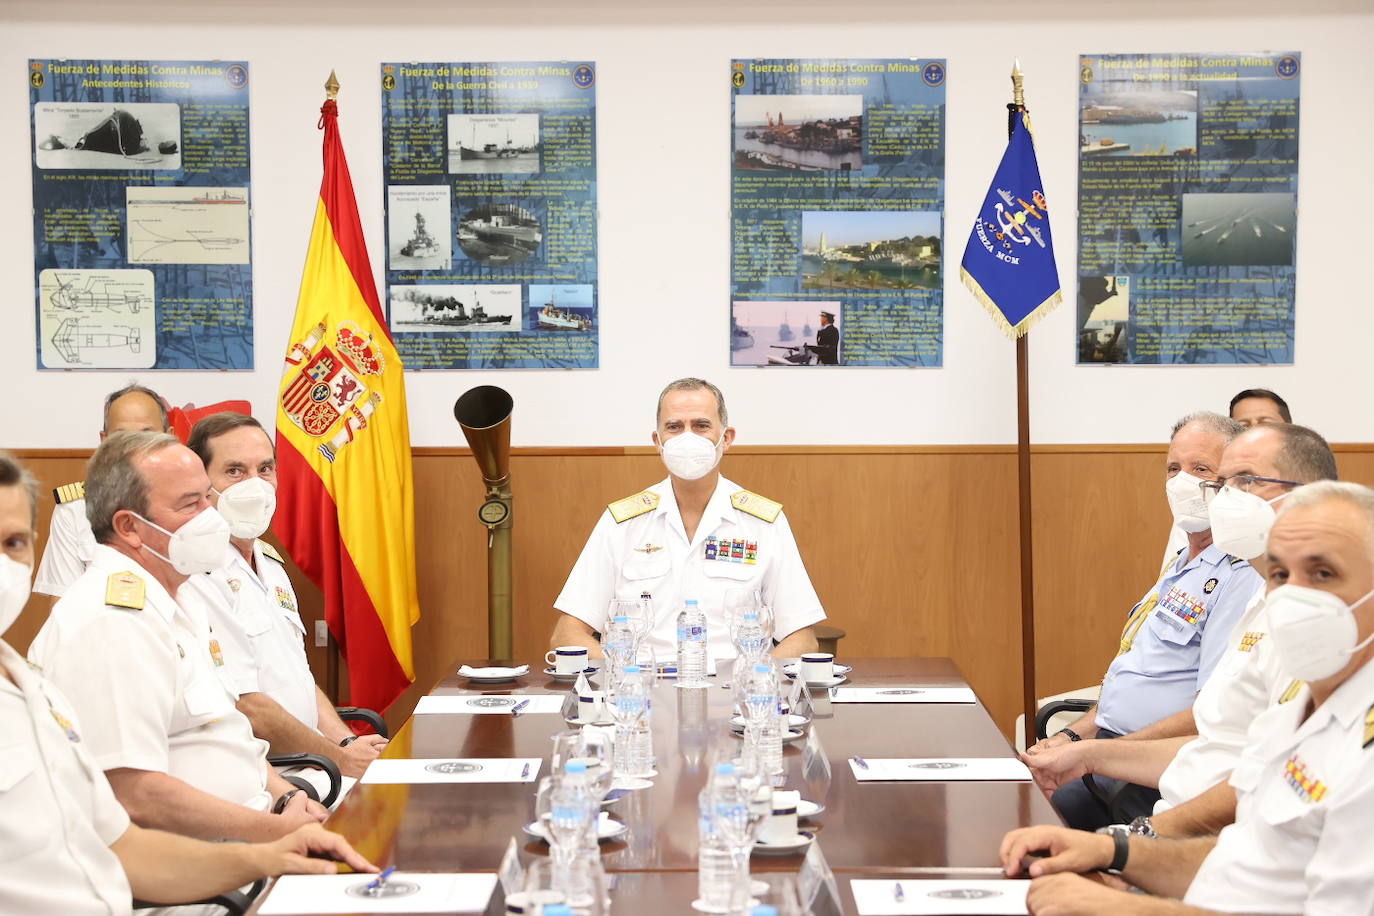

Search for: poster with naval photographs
xmin=380 ymin=61 xmax=598 ymax=369
xmin=28 ymin=59 xmax=253 ymax=370
xmin=1076 ymin=53 xmax=1300 ymax=365
xmin=730 ymin=58 xmax=946 ymax=367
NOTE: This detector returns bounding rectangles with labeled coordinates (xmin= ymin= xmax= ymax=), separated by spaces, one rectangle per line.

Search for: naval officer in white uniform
xmin=552 ymin=378 xmax=825 ymax=661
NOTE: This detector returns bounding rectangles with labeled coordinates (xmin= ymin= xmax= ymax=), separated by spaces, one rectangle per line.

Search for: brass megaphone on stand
xmin=454 ymin=386 xmax=514 ymax=660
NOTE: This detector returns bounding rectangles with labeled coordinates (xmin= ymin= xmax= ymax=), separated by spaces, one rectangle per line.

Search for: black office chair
xmin=336 ymin=706 xmax=389 ymax=738
xmin=1034 ymin=697 xmax=1134 ymax=823
xmin=265 ymin=752 xmax=342 ymax=808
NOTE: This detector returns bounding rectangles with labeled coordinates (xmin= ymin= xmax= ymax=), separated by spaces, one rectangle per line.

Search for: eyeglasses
xmin=1199 ymin=474 xmax=1301 ymax=502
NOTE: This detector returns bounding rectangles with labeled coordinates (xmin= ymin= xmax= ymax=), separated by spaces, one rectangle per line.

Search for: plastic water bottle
xmin=697 ymin=763 xmax=746 ymax=912
xmin=612 ymin=665 xmax=654 ymax=777
xmin=677 ymin=598 xmax=709 ymax=688
xmin=733 ymin=610 xmax=768 ymax=660
xmin=601 ymin=614 xmax=635 ymax=686
xmin=745 ymin=663 xmax=784 ymax=778
xmin=548 ymin=760 xmax=597 ymax=856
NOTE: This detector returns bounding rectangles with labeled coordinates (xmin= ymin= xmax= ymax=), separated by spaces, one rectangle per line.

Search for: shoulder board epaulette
xmin=1364 ymin=703 xmax=1374 ymax=749
xmin=104 ymin=571 xmax=145 ymax=610
xmin=258 ymin=541 xmax=286 ymax=564
xmin=608 ymin=491 xmax=659 ymax=524
xmin=1278 ymin=680 xmax=1305 ymax=704
xmin=731 ymin=490 xmax=782 ymax=523
xmin=1229 ymin=555 xmax=1248 ymax=567
xmin=53 ymin=481 xmax=85 ymax=504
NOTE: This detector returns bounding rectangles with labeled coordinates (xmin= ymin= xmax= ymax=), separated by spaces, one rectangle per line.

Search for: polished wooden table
xmin=252 ymin=659 xmax=1056 ymax=914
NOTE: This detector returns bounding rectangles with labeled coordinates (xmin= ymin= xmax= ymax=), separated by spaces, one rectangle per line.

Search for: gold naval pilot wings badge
xmin=281 ymin=319 xmax=386 ymax=463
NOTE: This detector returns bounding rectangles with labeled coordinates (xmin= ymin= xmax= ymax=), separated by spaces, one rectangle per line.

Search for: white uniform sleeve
xmin=762 ymin=510 xmax=826 ymax=639
xmin=1196 ymin=568 xmax=1262 ymax=690
xmin=1304 ymin=761 xmax=1374 ymax=916
xmin=553 ymin=511 xmax=618 ymax=634
xmin=47 ymin=614 xmax=177 ymax=774
xmin=195 ymin=574 xmax=261 ymax=697
xmin=33 ymin=504 xmax=90 ymax=598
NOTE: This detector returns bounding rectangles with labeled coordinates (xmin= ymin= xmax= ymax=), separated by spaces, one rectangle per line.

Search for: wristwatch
xmin=273 ymin=788 xmax=303 ymax=815
xmin=340 ymin=735 xmax=359 ymax=747
xmin=1055 ymin=728 xmax=1083 ymax=742
xmin=1128 ymin=815 xmax=1158 ymax=838
xmin=1095 ymin=824 xmax=1130 ymax=875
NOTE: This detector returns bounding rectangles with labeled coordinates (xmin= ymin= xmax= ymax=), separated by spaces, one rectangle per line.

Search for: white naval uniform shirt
xmin=29 ymin=545 xmax=272 ymax=812
xmin=555 ymin=476 xmax=825 ymax=661
xmin=0 ymin=639 xmax=132 ymax=916
xmin=34 ymin=497 xmax=98 ymax=598
xmin=1158 ymin=584 xmax=1286 ymax=811
xmin=1183 ymin=659 xmax=1374 ymax=915
xmin=204 ymin=542 xmax=318 ymax=730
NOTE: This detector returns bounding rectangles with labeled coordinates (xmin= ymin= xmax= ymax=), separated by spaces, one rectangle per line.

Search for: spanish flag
xmin=274 ymin=90 xmax=418 ymax=712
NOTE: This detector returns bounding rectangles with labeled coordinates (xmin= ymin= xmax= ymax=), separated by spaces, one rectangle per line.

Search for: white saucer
xmin=544 ymin=666 xmax=599 ymax=681
xmin=797 ymin=799 xmax=825 ymax=819
xmin=523 ymin=813 xmax=627 ymax=842
xmin=564 ymin=715 xmax=617 ymax=727
xmin=730 ymin=713 xmax=809 ymax=730
xmin=752 ymin=830 xmax=814 ymax=854
xmin=691 ymin=898 xmax=761 ymax=913
xmin=729 ymin=726 xmax=805 ymax=743
xmin=611 ymin=775 xmax=655 ymax=791
xmin=782 ymin=662 xmax=852 ymax=677
xmin=798 ymin=673 xmax=847 ymax=688
xmin=459 ymin=666 xmax=529 ymax=683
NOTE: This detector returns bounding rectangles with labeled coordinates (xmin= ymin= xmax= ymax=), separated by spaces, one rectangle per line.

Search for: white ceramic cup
xmin=546 ymin=646 xmax=590 ymax=675
xmin=760 ymin=789 xmax=801 ymax=845
xmin=577 ymin=687 xmax=606 ymax=722
xmin=800 ymin=652 xmax=835 ymax=684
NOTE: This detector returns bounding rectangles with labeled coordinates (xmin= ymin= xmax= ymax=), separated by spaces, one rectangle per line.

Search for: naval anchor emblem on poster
xmin=281 ymin=319 xmax=385 ymax=463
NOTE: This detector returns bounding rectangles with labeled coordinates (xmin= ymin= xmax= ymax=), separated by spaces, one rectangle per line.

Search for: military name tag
xmin=105 ymin=571 xmax=145 ymax=610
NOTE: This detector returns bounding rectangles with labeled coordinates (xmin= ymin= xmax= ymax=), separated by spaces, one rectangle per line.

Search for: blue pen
xmin=851 ymin=755 xmax=869 ymax=770
xmin=520 ymin=761 xmax=531 ymax=779
xmin=893 ymin=881 xmax=904 ymax=902
xmin=511 ymin=699 xmax=530 ymax=717
xmin=366 ymin=865 xmax=396 ymax=893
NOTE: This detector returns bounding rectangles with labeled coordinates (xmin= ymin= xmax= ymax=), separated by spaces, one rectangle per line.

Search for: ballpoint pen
xmin=520 ymin=761 xmax=531 ymax=779
xmin=511 ymin=699 xmax=530 ymax=717
xmin=851 ymin=755 xmax=869 ymax=770
xmin=366 ymin=865 xmax=396 ymax=894
xmin=893 ymin=881 xmax=904 ymax=902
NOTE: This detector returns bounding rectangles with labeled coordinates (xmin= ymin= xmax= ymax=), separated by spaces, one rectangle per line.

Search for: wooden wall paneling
xmin=8 ymin=453 xmax=89 ymax=655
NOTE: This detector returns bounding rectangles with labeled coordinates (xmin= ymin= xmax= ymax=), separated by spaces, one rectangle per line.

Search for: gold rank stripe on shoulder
xmin=608 ymin=490 xmax=659 ymax=524
xmin=258 ymin=541 xmax=286 ymax=564
xmin=731 ymin=490 xmax=782 ymax=523
xmin=1278 ymin=680 xmax=1305 ymax=705
xmin=53 ymin=480 xmax=85 ymax=504
xmin=104 ymin=571 xmax=145 ymax=610
xmin=1364 ymin=704 xmax=1374 ymax=750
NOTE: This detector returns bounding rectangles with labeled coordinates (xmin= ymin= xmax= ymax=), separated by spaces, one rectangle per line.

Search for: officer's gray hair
xmin=1264 ymin=423 xmax=1339 ymax=484
xmin=1171 ymin=411 xmax=1243 ymax=444
xmin=103 ymin=382 xmax=169 ymax=433
xmin=86 ymin=431 xmax=180 ymax=544
xmin=0 ymin=450 xmax=40 ymax=527
xmin=1278 ymin=481 xmax=1374 ymax=557
xmin=656 ymin=378 xmax=729 ymax=428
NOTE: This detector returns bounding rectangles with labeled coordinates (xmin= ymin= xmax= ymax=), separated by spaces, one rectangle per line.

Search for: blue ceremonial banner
xmin=960 ymin=112 xmax=1061 ymax=338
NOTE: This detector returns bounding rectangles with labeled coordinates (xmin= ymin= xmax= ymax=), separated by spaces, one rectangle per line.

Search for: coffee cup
xmin=546 ymin=646 xmax=589 ymax=675
xmin=760 ymin=789 xmax=800 ymax=845
xmin=800 ymin=652 xmax=834 ymax=684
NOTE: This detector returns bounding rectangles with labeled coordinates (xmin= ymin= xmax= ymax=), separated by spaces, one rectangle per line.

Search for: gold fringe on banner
xmin=959 ymin=266 xmax=1062 ymax=340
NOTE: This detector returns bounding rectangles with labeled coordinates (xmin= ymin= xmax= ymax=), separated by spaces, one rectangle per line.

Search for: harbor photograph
xmin=1180 ymin=191 xmax=1296 ymax=267
xmin=387 ymin=185 xmax=451 ymax=270
xmin=730 ymin=299 xmax=840 ymax=367
xmin=733 ymin=93 xmax=863 ymax=172
xmin=456 ymin=203 xmax=541 ymax=266
xmin=527 ymin=284 xmax=594 ymax=332
xmin=389 ymin=283 xmax=519 ymax=333
xmin=1078 ymin=275 xmax=1130 ymax=364
xmin=447 ymin=113 xmax=540 ymax=174
xmin=801 ymin=210 xmax=941 ymax=291
xmin=1079 ymin=88 xmax=1197 ymax=158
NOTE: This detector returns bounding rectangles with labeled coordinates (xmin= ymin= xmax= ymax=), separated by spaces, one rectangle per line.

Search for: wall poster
xmin=29 ymin=58 xmax=253 ymax=370
xmin=729 ymin=58 xmax=946 ymax=367
xmin=1076 ymin=52 xmax=1300 ymax=365
xmin=381 ymin=61 xmax=598 ymax=369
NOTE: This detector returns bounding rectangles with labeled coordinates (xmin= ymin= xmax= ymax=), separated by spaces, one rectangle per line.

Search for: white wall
xmin=3 ymin=0 xmax=1369 ymax=448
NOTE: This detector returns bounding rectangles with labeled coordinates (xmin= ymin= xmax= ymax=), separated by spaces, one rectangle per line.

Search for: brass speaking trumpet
xmin=453 ymin=385 xmax=514 ymax=660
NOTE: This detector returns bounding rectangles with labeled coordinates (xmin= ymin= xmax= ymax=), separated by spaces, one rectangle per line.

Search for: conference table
xmin=250 ymin=658 xmax=1059 ymax=915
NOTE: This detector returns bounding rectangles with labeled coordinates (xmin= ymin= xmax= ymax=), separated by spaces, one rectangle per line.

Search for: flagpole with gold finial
xmin=1009 ymin=59 xmax=1039 ymax=741
xmin=321 ymin=68 xmax=342 ymax=704
xmin=325 ymin=69 xmax=339 ymax=100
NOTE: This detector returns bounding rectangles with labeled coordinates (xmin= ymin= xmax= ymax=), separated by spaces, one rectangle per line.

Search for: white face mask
xmin=660 ymin=430 xmax=724 ymax=481
xmin=1207 ymin=486 xmax=1283 ymax=560
xmin=1266 ymin=584 xmax=1374 ymax=683
xmin=1166 ymin=471 xmax=1212 ymax=533
xmin=0 ymin=555 xmax=32 ymax=636
xmin=134 ymin=506 xmax=231 ymax=576
xmin=213 ymin=477 xmax=277 ymax=540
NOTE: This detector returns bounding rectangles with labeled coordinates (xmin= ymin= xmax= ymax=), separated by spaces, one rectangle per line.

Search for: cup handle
xmin=545 ymin=649 xmax=558 ymax=666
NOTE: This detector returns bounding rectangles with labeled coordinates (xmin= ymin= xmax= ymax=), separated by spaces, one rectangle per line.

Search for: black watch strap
xmin=340 ymin=735 xmax=358 ymax=747
xmin=1056 ymin=728 xmax=1083 ymax=742
xmin=273 ymin=788 xmax=302 ymax=815
xmin=1106 ymin=828 xmax=1130 ymax=874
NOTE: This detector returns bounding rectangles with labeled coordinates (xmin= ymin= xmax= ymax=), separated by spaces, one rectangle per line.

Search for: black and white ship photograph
xmin=456 ymin=203 xmax=541 ymax=266
xmin=387 ymin=185 xmax=451 ymax=270
xmin=389 ymin=283 xmax=520 ymax=333
xmin=448 ymin=113 xmax=540 ymax=174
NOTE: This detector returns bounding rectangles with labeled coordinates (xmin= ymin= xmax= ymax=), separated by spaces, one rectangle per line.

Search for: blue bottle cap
xmin=686 ymin=598 xmax=699 ymax=606
xmin=543 ymin=907 xmax=574 ymax=916
xmin=624 ymin=664 xmax=641 ymax=674
xmin=743 ymin=611 xmax=759 ymax=620
xmin=566 ymin=760 xmax=588 ymax=774
xmin=754 ymin=663 xmax=770 ymax=674
xmin=751 ymin=907 xmax=779 ymax=916
xmin=715 ymin=762 xmax=735 ymax=776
